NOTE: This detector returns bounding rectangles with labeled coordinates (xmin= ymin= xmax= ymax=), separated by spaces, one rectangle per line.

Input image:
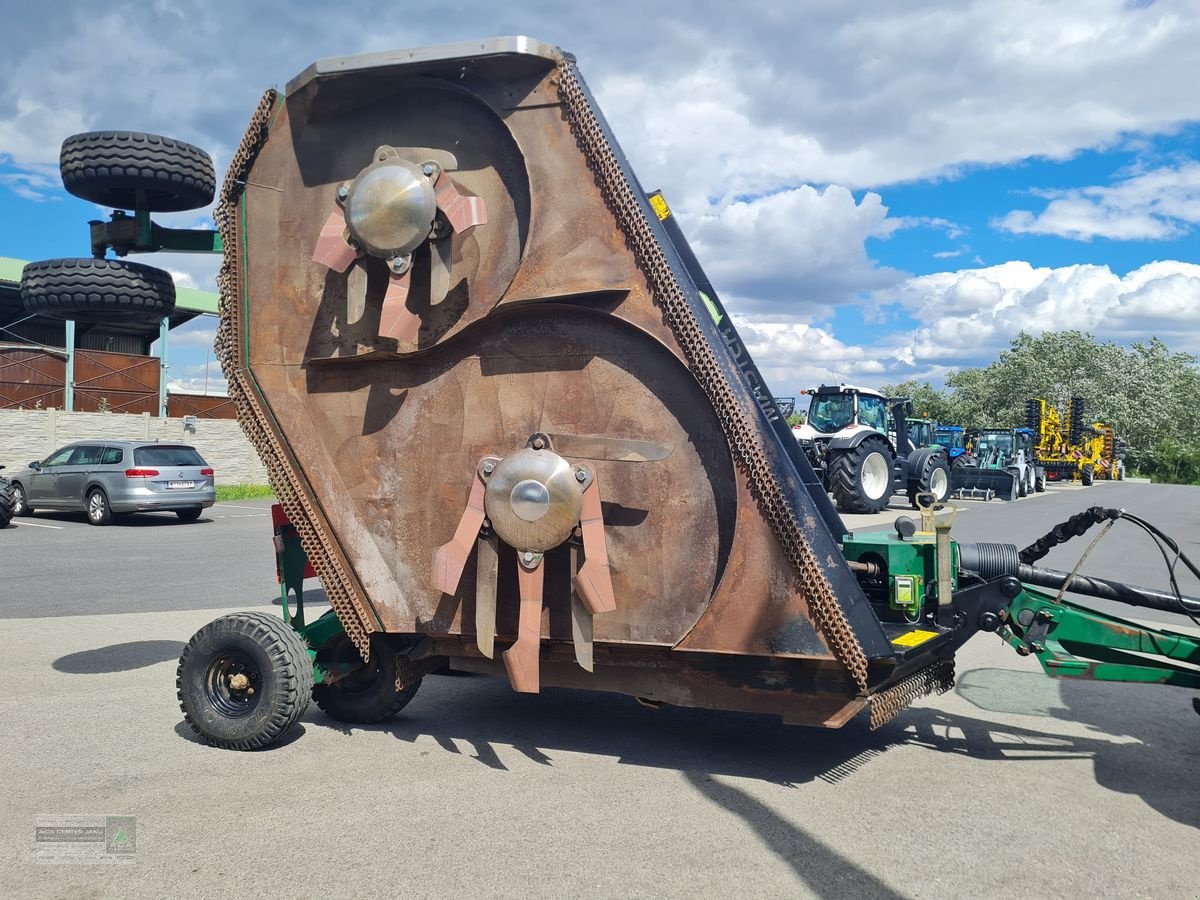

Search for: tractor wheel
xmin=177 ymin=611 xmax=312 ymax=750
xmin=0 ymin=480 xmax=14 ymax=528
xmin=312 ymin=634 xmax=421 ymax=724
xmin=907 ymin=453 xmax=950 ymax=507
xmin=1035 ymin=470 xmax=1046 ymax=493
xmin=1017 ymin=467 xmax=1030 ymax=498
xmin=829 ymin=437 xmax=894 ymax=514
xmin=60 ymin=131 xmax=216 ymax=212
xmin=1081 ymin=464 xmax=1094 ymax=486
xmin=21 ymin=258 xmax=176 ymax=323
xmin=951 ymin=453 xmax=975 ymax=470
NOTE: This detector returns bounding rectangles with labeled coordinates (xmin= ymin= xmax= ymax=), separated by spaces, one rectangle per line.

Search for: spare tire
xmin=21 ymin=258 xmax=175 ymax=323
xmin=60 ymin=131 xmax=215 ymax=212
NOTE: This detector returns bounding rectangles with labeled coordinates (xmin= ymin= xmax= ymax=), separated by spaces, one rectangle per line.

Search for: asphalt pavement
xmin=1 ymin=483 xmax=1196 ymax=898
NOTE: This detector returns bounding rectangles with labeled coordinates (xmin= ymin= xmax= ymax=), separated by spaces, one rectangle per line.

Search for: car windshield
xmin=976 ymin=432 xmax=1013 ymax=453
xmin=806 ymin=394 xmax=854 ymax=433
xmin=135 ymin=445 xmax=207 ymax=466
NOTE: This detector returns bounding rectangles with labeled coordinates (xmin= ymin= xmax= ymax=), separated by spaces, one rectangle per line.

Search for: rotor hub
xmin=343 ymin=154 xmax=437 ymax=258
xmin=483 ymin=448 xmax=584 ymax=552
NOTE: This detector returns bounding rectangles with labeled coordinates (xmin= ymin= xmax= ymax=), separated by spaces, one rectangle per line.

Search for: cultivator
xmin=25 ymin=37 xmax=1199 ymax=749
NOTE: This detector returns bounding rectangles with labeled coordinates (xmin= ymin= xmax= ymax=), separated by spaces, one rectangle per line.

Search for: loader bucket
xmin=950 ymin=466 xmax=1018 ymax=501
xmin=211 ymin=36 xmax=948 ymax=728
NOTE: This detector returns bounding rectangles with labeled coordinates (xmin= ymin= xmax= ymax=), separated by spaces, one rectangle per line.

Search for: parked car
xmin=8 ymin=441 xmax=216 ymax=525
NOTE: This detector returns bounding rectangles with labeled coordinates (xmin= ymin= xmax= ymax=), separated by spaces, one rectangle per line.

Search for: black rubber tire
xmin=829 ymin=437 xmax=895 ymax=514
xmin=60 ymin=131 xmax=215 ymax=212
xmin=951 ymin=453 xmax=975 ymax=469
xmin=176 ymin=507 xmax=203 ymax=522
xmin=1081 ymin=464 xmax=1094 ymax=486
xmin=312 ymin=635 xmax=421 ymax=724
xmin=10 ymin=481 xmax=32 ymax=515
xmin=0 ymin=480 xmax=14 ymax=528
xmin=22 ymin=257 xmax=176 ymax=323
xmin=86 ymin=487 xmax=112 ymax=526
xmin=1035 ymin=470 xmax=1046 ymax=493
xmin=907 ymin=453 xmax=951 ymax=507
xmin=1016 ymin=467 xmax=1029 ymax=498
xmin=177 ymin=611 xmax=313 ymax=751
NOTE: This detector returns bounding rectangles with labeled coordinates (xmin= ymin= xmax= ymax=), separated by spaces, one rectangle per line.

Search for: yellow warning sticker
xmin=891 ymin=629 xmax=940 ymax=648
xmin=649 ymin=193 xmax=671 ymax=220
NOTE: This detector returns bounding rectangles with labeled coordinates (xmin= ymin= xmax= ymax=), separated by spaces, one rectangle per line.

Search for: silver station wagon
xmin=9 ymin=441 xmax=216 ymax=525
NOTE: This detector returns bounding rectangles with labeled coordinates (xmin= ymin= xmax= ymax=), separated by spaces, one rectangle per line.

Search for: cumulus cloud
xmin=683 ymin=186 xmax=905 ymax=312
xmin=994 ymin=162 xmax=1200 ymax=240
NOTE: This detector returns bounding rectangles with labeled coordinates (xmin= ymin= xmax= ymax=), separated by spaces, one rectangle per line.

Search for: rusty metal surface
xmin=214 ymin=46 xmax=910 ymax=720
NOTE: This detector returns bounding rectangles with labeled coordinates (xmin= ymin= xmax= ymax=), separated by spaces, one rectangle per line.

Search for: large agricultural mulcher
xmin=22 ymin=38 xmax=1200 ymax=748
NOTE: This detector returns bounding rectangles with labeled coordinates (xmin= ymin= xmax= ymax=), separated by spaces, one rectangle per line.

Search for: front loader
xmin=22 ymin=38 xmax=1199 ymax=749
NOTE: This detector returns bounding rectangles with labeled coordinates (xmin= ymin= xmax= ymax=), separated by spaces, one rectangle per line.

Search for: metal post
xmin=158 ymin=316 xmax=169 ymax=417
xmin=64 ymin=319 xmax=76 ymax=412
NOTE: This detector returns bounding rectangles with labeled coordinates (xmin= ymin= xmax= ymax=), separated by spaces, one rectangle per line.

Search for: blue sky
xmin=1 ymin=1 xmax=1197 ymax=397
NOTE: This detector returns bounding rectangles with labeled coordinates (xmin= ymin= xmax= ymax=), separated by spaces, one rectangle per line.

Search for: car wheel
xmin=177 ymin=611 xmax=312 ymax=751
xmin=60 ymin=131 xmax=216 ymax=212
xmin=176 ymin=507 xmax=203 ymax=522
xmin=311 ymin=634 xmax=422 ymax=724
xmin=86 ymin=488 xmax=113 ymax=526
xmin=10 ymin=481 xmax=32 ymax=516
xmin=21 ymin=257 xmax=175 ymax=324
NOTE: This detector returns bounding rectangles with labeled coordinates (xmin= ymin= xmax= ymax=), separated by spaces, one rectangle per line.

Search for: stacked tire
xmin=20 ymin=131 xmax=216 ymax=325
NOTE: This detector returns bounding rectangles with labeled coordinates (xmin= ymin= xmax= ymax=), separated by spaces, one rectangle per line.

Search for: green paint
xmin=699 ymin=291 xmax=723 ymax=325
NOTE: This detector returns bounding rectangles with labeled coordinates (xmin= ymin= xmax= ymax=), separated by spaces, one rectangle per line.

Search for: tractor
xmin=954 ymin=427 xmax=1044 ymax=501
xmin=794 ymin=385 xmax=951 ymax=513
xmin=932 ymin=425 xmax=976 ymax=470
xmin=20 ymin=37 xmax=1198 ymax=750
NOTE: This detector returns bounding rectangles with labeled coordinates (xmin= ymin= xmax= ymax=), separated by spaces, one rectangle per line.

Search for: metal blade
xmin=503 ymin=559 xmax=544 ymax=693
xmin=434 ymin=171 xmax=487 ymax=232
xmin=312 ymin=207 xmax=357 ymax=273
xmin=570 ymin=544 xmax=594 ymax=672
xmin=431 ymin=468 xmax=487 ymax=596
xmin=378 ymin=269 xmax=421 ymax=342
xmin=546 ymin=433 xmax=673 ymax=462
xmin=474 ymin=531 xmax=498 ymax=659
xmin=430 ymin=238 xmax=452 ymax=306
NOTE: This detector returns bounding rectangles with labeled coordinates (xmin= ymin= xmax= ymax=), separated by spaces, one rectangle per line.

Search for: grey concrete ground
xmin=0 ymin=486 xmax=1196 ymax=898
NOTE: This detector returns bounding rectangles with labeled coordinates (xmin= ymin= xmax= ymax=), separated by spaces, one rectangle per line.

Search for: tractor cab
xmin=797 ymin=385 xmax=889 ymax=440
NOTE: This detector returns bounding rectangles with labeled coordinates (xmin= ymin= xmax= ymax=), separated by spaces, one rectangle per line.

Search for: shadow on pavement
xmin=684 ymin=771 xmax=906 ymax=900
xmin=954 ymin=667 xmax=1200 ymax=831
xmin=54 ymin=639 xmax=185 ymax=673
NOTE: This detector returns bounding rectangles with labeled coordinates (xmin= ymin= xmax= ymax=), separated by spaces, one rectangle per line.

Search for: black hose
xmin=1017 ymin=564 xmax=1200 ymax=616
xmin=1019 ymin=506 xmax=1120 ymax=564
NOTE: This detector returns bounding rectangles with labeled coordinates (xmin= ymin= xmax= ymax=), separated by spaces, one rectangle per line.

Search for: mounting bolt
xmin=482 ymin=462 xmax=495 ymax=476
xmin=390 ymin=256 xmax=410 ymax=274
xmin=523 ymin=551 xmax=534 ymax=563
xmin=575 ymin=469 xmax=587 ymax=483
xmin=336 ymin=183 xmax=349 ymax=201
xmin=422 ymin=163 xmax=436 ymax=176
xmin=532 ymin=437 xmax=545 ymax=450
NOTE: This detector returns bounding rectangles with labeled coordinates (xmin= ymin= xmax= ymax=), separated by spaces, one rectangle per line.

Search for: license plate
xmin=168 ymin=480 xmax=195 ymax=490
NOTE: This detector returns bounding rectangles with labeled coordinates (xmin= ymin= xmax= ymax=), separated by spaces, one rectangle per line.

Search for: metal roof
xmin=0 ymin=256 xmax=219 ymax=316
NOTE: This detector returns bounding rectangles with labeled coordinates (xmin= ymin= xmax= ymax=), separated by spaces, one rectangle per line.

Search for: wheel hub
xmin=483 ymin=447 xmax=584 ymax=552
xmin=343 ymin=152 xmax=438 ymax=259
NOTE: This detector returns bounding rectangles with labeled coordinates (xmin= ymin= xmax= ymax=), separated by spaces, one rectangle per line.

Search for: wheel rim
xmin=13 ymin=485 xmax=24 ymax=514
xmin=929 ymin=467 xmax=948 ymax=499
xmin=203 ymin=651 xmax=263 ymax=718
xmin=88 ymin=492 xmax=105 ymax=521
xmin=861 ymin=452 xmax=890 ymax=500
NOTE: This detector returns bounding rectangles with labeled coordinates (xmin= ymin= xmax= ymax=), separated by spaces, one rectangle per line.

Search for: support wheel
xmin=177 ymin=611 xmax=313 ymax=750
xmin=176 ymin=507 xmax=203 ymax=522
xmin=1081 ymin=464 xmax=1094 ymax=486
xmin=60 ymin=131 xmax=216 ymax=212
xmin=312 ymin=635 xmax=421 ymax=724
xmin=10 ymin=481 xmax=32 ymax=515
xmin=0 ymin=480 xmax=14 ymax=528
xmin=830 ymin=437 xmax=895 ymax=514
xmin=21 ymin=258 xmax=176 ymax=323
xmin=86 ymin=488 xmax=112 ymax=526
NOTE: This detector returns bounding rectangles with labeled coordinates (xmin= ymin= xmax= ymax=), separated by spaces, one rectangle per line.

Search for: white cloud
xmin=683 ymin=186 xmax=905 ymax=312
xmin=994 ymin=162 xmax=1200 ymax=240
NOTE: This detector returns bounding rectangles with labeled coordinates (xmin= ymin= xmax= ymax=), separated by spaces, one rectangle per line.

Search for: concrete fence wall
xmin=0 ymin=408 xmax=268 ymax=484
